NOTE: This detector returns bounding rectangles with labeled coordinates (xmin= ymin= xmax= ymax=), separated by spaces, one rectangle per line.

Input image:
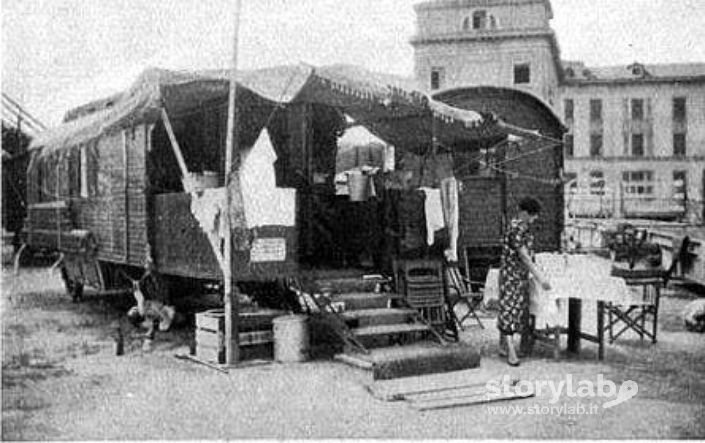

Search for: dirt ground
xmin=2 ymin=264 xmax=705 ymax=440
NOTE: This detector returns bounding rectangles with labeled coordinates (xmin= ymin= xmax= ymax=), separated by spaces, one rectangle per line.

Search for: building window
xmin=631 ymin=99 xmax=644 ymax=121
xmin=430 ymin=67 xmax=444 ymax=90
xmin=622 ymin=171 xmax=654 ymax=196
xmin=631 ymin=133 xmax=644 ymax=157
xmin=514 ymin=63 xmax=530 ymax=84
xmin=673 ymin=132 xmax=686 ymax=156
xmin=589 ymin=99 xmax=602 ymax=122
xmin=564 ymin=99 xmax=574 ymax=122
xmin=673 ymin=97 xmax=687 ymax=121
xmin=673 ymin=170 xmax=687 ymax=202
xmin=472 ymin=10 xmax=487 ymax=29
xmin=589 ymin=170 xmax=605 ymax=195
xmin=564 ymin=134 xmax=574 ymax=158
xmin=590 ymin=133 xmax=603 ymax=157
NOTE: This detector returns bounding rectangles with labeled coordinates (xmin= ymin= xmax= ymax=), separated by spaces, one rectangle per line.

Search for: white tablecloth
xmin=534 ymin=253 xmax=637 ymax=304
xmin=483 ymin=253 xmax=639 ymax=329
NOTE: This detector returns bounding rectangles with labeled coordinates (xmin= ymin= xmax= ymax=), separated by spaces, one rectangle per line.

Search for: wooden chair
xmin=393 ymin=259 xmax=447 ymax=332
xmin=444 ymin=264 xmax=485 ymax=330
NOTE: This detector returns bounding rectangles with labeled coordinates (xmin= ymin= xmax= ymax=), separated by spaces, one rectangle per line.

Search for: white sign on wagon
xmin=250 ymin=238 xmax=287 ymax=262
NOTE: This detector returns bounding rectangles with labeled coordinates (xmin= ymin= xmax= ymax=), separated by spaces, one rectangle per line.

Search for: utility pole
xmin=224 ymin=0 xmax=243 ymax=366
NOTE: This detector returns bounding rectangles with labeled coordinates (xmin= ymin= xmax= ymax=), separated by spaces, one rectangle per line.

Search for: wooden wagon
xmin=23 ymin=64 xmax=564 ymax=304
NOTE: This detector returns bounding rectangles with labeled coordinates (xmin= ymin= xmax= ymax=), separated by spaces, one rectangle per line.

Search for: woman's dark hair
xmin=518 ymin=197 xmax=542 ymax=216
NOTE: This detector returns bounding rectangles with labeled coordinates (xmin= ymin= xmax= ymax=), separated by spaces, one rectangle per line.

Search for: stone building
xmin=412 ymin=0 xmax=705 ymax=221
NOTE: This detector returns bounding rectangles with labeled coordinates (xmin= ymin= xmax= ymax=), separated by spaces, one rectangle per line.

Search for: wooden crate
xmin=195 ymin=309 xmax=282 ymax=364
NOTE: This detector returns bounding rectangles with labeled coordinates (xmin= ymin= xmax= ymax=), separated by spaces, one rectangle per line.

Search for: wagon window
xmin=35 ymin=160 xmax=45 ymax=202
xmin=67 ymin=148 xmax=82 ymax=197
xmin=80 ymin=145 xmax=88 ymax=197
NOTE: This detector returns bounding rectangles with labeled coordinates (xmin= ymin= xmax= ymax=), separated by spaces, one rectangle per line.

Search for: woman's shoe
xmin=507 ymin=357 xmax=521 ymax=367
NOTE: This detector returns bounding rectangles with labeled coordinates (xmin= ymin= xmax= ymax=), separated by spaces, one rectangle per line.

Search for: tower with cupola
xmin=411 ymin=0 xmax=562 ymax=105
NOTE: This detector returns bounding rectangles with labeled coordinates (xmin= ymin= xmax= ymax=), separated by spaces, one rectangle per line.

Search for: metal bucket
xmin=182 ymin=171 xmax=220 ymax=193
xmin=272 ymin=315 xmax=309 ymax=363
xmin=347 ymin=171 xmax=369 ymax=202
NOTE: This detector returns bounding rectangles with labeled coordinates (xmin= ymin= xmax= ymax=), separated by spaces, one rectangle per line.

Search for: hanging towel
xmin=239 ymin=129 xmax=296 ymax=228
xmin=440 ymin=176 xmax=459 ymax=262
xmin=420 ymin=187 xmax=445 ymax=246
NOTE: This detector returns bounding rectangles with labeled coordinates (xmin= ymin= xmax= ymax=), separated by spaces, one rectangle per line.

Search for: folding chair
xmin=605 ymin=236 xmax=689 ymax=344
xmin=605 ymin=274 xmax=663 ymax=344
xmin=444 ymin=264 xmax=485 ymax=330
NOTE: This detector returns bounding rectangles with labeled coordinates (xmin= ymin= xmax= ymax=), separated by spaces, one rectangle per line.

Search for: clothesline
xmin=492 ymin=139 xmax=563 ymax=167
xmin=427 ymin=137 xmax=565 ymax=186
xmin=483 ymin=161 xmax=565 ymax=186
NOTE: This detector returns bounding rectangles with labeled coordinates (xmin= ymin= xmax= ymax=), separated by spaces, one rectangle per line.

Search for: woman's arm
xmin=518 ymin=246 xmax=552 ymax=290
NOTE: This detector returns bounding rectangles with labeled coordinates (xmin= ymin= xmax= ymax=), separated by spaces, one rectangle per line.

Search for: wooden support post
xmin=223 ymin=0 xmax=243 ymax=366
xmin=160 ymin=108 xmax=190 ymax=179
xmin=55 ymin=161 xmax=61 ymax=251
xmin=567 ymin=297 xmax=582 ymax=354
xmin=122 ymin=130 xmax=129 ymax=261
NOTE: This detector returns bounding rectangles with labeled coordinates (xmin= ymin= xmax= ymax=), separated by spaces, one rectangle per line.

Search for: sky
xmin=3 ymin=0 xmax=705 ymax=127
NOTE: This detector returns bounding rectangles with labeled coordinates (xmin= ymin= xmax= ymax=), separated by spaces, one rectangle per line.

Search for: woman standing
xmin=498 ymin=197 xmax=551 ymax=366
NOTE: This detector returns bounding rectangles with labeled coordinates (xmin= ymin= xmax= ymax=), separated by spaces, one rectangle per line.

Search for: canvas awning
xmin=30 ymin=63 xmax=511 ymax=158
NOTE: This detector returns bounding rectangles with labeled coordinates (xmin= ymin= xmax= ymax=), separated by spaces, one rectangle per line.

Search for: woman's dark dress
xmin=498 ymin=218 xmax=534 ymax=334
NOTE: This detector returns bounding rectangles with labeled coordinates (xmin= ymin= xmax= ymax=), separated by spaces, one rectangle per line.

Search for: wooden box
xmin=195 ymin=308 xmax=285 ymax=364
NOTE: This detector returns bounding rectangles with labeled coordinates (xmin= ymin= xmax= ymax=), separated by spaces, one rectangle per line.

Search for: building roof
xmin=414 ymin=0 xmax=553 ymax=17
xmin=562 ymin=61 xmax=705 ymax=84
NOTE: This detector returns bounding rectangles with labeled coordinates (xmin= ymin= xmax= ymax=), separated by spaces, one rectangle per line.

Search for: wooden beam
xmin=160 ymin=108 xmax=190 ymax=178
xmin=223 ymin=0 xmax=243 ymax=366
xmin=122 ymin=130 xmax=129 ymax=261
xmin=410 ymin=389 xmax=535 ymax=411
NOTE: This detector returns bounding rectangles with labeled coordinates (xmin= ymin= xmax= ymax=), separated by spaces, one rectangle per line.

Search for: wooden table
xmin=566 ymin=297 xmax=606 ymax=359
xmin=533 ymin=253 xmax=638 ymax=360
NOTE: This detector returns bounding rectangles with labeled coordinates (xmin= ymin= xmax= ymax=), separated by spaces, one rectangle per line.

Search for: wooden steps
xmin=307 ymin=272 xmax=482 ymax=380
xmin=314 ymin=273 xmax=386 ymax=294
xmin=330 ymin=292 xmax=392 ymax=310
xmin=351 ymin=323 xmax=432 ymax=348
xmin=341 ymin=308 xmax=416 ymax=327
xmin=335 ymin=341 xmax=481 ymax=380
xmin=352 ymin=323 xmax=430 ymax=338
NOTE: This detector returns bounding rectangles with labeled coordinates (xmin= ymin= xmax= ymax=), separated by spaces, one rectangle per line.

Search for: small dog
xmin=126 ymin=279 xmax=176 ymax=340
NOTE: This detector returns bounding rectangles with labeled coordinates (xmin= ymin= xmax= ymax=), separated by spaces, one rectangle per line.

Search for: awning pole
xmin=223 ymin=0 xmax=243 ymax=366
xmin=160 ymin=108 xmax=190 ymax=179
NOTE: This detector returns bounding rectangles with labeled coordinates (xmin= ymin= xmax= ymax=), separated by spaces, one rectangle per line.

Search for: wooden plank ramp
xmin=409 ymin=388 xmax=535 ymax=411
xmin=367 ymin=367 xmax=509 ymax=401
xmin=367 ymin=366 xmax=534 ymax=410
